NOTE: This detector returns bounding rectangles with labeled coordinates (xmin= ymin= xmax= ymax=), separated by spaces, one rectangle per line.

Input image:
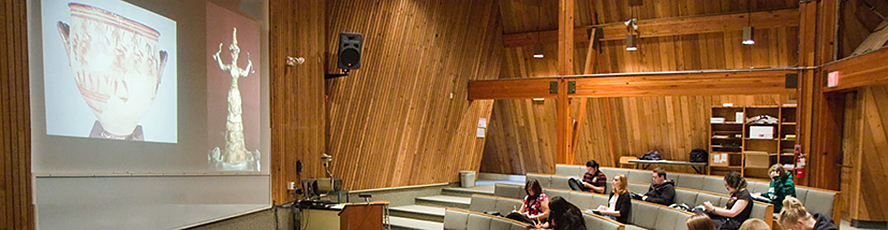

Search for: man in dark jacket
xmin=642 ymin=168 xmax=675 ymax=205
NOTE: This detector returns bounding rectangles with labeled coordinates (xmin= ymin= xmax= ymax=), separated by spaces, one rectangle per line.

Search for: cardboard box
xmin=749 ymin=126 xmax=774 ymax=139
xmin=744 ymin=151 xmax=770 ymax=169
xmin=710 ymin=153 xmax=730 ymax=167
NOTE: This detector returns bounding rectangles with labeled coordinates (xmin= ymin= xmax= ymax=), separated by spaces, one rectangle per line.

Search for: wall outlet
xmin=288 ymin=182 xmax=296 ymax=190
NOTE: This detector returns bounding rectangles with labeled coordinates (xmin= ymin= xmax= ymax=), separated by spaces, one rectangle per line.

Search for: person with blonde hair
xmin=756 ymin=164 xmax=796 ymax=212
xmin=593 ymin=174 xmax=631 ymax=224
xmin=738 ymin=218 xmax=769 ymax=230
xmin=687 ymin=214 xmax=716 ymax=230
xmin=702 ymin=171 xmax=753 ymax=229
xmin=778 ymin=196 xmax=838 ymax=230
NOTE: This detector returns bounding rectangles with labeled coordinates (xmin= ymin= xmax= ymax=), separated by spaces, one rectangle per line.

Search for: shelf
xmin=711 ymin=166 xmax=743 ymax=169
xmin=711 ymin=152 xmax=743 ymax=155
xmin=744 ymin=138 xmax=778 ymax=141
xmin=744 ymin=166 xmax=770 ymax=169
xmin=711 ymin=137 xmax=742 ymax=140
xmin=711 ymin=145 xmax=742 ymax=149
xmin=781 ymin=122 xmax=797 ymax=125
xmin=780 ymin=139 xmax=796 ymax=141
xmin=746 ymin=123 xmax=779 ymax=126
xmin=711 ymin=122 xmax=743 ymax=125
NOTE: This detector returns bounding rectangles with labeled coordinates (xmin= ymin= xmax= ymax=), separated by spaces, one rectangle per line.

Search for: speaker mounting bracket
xmin=325 ymin=69 xmax=350 ymax=79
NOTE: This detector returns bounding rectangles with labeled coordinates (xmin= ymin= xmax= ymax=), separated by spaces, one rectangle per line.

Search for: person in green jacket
xmin=758 ymin=164 xmax=796 ymax=212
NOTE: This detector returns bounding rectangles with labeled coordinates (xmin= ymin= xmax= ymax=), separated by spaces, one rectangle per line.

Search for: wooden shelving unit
xmin=709 ymin=105 xmax=797 ymax=178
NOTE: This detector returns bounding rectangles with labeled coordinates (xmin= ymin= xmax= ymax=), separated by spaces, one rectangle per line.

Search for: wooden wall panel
xmin=270 ymin=0 xmax=327 ymax=204
xmin=480 ymin=94 xmax=794 ymax=175
xmin=0 ymin=0 xmax=34 ymax=229
xmin=483 ymin=1 xmax=800 ymax=175
xmin=842 ymin=86 xmax=888 ymax=222
xmin=323 ymin=0 xmax=503 ymax=190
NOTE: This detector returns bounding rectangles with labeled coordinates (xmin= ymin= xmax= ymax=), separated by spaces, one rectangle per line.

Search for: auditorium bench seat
xmin=554 ymin=164 xmax=841 ymax=222
xmin=443 ymin=208 xmax=530 ymax=230
xmin=492 ymin=184 xmax=694 ymax=230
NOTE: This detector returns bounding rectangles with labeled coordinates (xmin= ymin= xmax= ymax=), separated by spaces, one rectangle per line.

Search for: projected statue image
xmin=209 ymin=28 xmax=260 ymax=170
xmin=56 ymin=3 xmax=171 ymax=141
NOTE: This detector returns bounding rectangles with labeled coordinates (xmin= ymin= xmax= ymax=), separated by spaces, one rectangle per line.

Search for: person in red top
xmin=507 ymin=179 xmax=550 ymax=226
xmin=569 ymin=160 xmax=607 ymax=194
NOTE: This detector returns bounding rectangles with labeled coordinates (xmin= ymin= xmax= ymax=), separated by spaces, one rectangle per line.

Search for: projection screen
xmin=28 ymin=0 xmax=271 ymax=229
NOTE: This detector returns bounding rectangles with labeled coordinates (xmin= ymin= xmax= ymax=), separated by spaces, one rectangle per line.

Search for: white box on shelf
xmin=749 ymin=126 xmax=774 ymax=139
xmin=735 ymin=112 xmax=744 ymax=123
xmin=711 ymin=117 xmax=726 ymax=124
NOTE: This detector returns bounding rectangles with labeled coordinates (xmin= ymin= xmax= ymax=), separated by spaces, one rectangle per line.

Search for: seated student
xmin=755 ymin=164 xmax=796 ymax=213
xmin=568 ymin=160 xmax=607 ymax=194
xmin=537 ymin=196 xmax=586 ymax=230
xmin=507 ymin=179 xmax=549 ymax=225
xmin=641 ymin=167 xmax=675 ymax=205
xmin=701 ymin=171 xmax=753 ymax=230
xmin=778 ymin=196 xmax=838 ymax=230
xmin=687 ymin=214 xmax=717 ymax=230
xmin=738 ymin=218 xmax=769 ymax=230
xmin=592 ymin=174 xmax=631 ymax=224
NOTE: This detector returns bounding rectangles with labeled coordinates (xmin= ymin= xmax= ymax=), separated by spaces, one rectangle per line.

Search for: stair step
xmin=389 ymin=216 xmax=443 ymax=230
xmin=389 ymin=205 xmax=445 ymax=222
xmin=441 ymin=185 xmax=495 ymax=197
xmin=415 ymin=195 xmax=471 ymax=209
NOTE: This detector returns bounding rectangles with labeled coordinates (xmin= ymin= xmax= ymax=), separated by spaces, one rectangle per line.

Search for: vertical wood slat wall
xmin=0 ymin=0 xmax=34 ymax=229
xmin=841 ymin=86 xmax=888 ymax=222
xmin=323 ymin=0 xmax=503 ymax=190
xmin=481 ymin=0 xmax=801 ymax=175
xmin=480 ymin=95 xmax=794 ymax=175
xmin=269 ymin=0 xmax=327 ymax=204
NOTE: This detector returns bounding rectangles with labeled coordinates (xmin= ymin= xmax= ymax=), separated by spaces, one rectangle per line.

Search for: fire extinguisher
xmin=794 ymin=144 xmax=805 ymax=178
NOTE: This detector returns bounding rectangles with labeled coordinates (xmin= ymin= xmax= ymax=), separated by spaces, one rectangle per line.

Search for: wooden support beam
xmin=467 ymin=78 xmax=556 ymax=100
xmin=796 ymin=1 xmax=818 ymax=187
xmin=503 ymin=8 xmax=799 ymax=48
xmin=556 ymin=0 xmax=575 ymax=165
xmin=567 ymin=69 xmax=797 ymax=98
xmin=821 ymin=47 xmax=888 ymax=92
xmin=468 ymin=69 xmax=797 ymax=100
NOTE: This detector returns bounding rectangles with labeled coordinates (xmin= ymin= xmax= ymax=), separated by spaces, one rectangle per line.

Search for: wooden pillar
xmin=1 ymin=0 xmax=34 ymax=229
xmin=556 ymin=0 xmax=575 ymax=164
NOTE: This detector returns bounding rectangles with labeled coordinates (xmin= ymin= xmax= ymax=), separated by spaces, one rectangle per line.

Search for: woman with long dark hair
xmin=702 ymin=171 xmax=753 ymax=229
xmin=507 ymin=179 xmax=550 ymax=226
xmin=537 ymin=196 xmax=586 ymax=230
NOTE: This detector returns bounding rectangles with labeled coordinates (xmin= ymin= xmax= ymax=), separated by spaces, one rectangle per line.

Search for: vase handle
xmin=57 ymin=21 xmax=71 ymax=62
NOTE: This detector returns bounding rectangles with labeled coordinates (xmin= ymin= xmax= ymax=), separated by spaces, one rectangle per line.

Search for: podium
xmin=340 ymin=201 xmax=390 ymax=230
xmin=303 ymin=201 xmax=390 ymax=230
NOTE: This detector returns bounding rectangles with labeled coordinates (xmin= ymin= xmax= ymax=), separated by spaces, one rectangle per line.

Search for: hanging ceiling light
xmin=532 ymin=0 xmax=544 ymax=58
xmin=625 ymin=34 xmax=637 ymax=51
xmin=742 ymin=0 xmax=754 ymax=45
xmin=742 ymin=26 xmax=755 ymax=45
xmin=533 ymin=43 xmax=544 ymax=58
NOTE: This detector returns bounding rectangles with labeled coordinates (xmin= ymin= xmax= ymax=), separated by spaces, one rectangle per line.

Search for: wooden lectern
xmin=339 ymin=201 xmax=390 ymax=230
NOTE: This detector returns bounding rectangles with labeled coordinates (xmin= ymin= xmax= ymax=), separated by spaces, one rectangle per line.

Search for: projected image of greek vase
xmin=209 ymin=28 xmax=259 ymax=170
xmin=58 ymin=3 xmax=169 ymax=141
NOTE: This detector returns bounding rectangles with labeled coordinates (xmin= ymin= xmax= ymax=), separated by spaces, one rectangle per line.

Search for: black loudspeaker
xmin=785 ymin=73 xmax=799 ymax=89
xmin=338 ymin=32 xmax=363 ymax=70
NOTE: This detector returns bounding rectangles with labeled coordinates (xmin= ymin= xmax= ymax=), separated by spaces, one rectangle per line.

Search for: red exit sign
xmin=827 ymin=71 xmax=839 ymax=88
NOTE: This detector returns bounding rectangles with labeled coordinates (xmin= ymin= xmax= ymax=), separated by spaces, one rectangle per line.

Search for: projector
xmin=312 ymin=178 xmax=342 ymax=193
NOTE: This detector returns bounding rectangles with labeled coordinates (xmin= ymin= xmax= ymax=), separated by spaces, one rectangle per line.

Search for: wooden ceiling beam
xmin=467 ymin=69 xmax=797 ymax=100
xmin=822 ymin=47 xmax=888 ymax=92
xmin=566 ymin=69 xmax=797 ymax=97
xmin=503 ymin=8 xmax=799 ymax=48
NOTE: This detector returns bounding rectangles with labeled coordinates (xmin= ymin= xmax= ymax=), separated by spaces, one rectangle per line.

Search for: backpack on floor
xmin=689 ymin=148 xmax=708 ymax=162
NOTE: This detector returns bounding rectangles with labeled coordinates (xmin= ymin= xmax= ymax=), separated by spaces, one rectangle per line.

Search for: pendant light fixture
xmin=742 ymin=0 xmax=755 ymax=45
xmin=625 ymin=2 xmax=640 ymax=51
xmin=533 ymin=0 xmax=544 ymax=58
